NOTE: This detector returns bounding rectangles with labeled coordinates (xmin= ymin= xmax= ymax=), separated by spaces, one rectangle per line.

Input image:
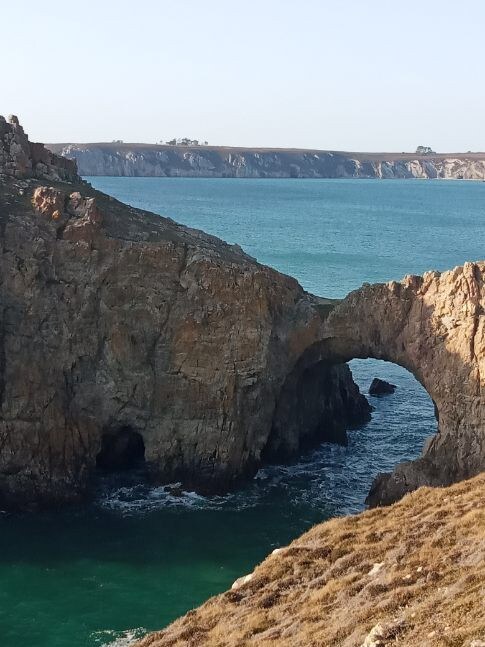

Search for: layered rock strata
xmin=1 ymin=115 xmax=78 ymax=182
xmin=48 ymin=142 xmax=485 ymax=179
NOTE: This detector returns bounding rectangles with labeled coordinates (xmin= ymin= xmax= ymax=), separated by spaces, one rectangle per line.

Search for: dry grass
xmin=135 ymin=473 xmax=485 ymax=647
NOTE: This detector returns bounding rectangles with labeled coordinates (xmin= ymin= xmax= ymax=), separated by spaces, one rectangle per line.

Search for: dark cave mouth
xmin=96 ymin=426 xmax=146 ymax=472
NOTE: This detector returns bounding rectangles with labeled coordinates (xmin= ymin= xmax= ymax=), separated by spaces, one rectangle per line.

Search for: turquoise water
xmin=89 ymin=177 xmax=485 ymax=297
xmin=1 ymin=178 xmax=484 ymax=647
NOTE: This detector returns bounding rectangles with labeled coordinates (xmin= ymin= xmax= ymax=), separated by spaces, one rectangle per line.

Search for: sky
xmin=2 ymin=0 xmax=485 ymax=151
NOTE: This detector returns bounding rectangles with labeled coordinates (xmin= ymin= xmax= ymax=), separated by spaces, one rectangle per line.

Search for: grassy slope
xmin=136 ymin=474 xmax=485 ymax=647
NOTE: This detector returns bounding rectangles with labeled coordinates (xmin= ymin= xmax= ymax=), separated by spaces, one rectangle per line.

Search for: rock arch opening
xmin=96 ymin=425 xmax=146 ymax=472
xmin=263 ymin=360 xmax=372 ymax=464
xmin=264 ymin=352 xmax=438 ymax=505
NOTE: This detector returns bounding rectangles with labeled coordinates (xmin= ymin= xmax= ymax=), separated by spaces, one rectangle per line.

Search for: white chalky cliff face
xmin=48 ymin=141 xmax=485 ymax=179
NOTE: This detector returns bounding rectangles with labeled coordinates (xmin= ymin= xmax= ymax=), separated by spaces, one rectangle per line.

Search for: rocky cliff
xmin=1 ymin=115 xmax=78 ymax=182
xmin=0 ymin=116 xmax=369 ymax=509
xmin=48 ymin=142 xmax=485 ymax=179
xmin=1 ymin=116 xmax=485 ymax=510
xmin=135 ymin=472 xmax=485 ymax=647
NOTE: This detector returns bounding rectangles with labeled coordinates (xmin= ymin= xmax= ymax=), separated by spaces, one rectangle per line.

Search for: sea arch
xmin=273 ymin=262 xmax=485 ymax=505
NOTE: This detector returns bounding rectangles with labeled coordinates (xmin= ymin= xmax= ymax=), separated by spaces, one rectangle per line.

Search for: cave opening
xmin=96 ymin=425 xmax=146 ymax=472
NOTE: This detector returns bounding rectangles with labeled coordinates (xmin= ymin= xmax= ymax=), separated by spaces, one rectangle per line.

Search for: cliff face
xmin=48 ymin=142 xmax=485 ymax=179
xmin=1 ymin=115 xmax=78 ymax=182
xmin=135 ymin=472 xmax=485 ymax=647
xmin=0 ymin=117 xmax=369 ymax=509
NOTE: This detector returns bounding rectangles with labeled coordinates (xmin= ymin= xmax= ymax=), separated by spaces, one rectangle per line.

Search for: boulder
xmin=369 ymin=378 xmax=397 ymax=396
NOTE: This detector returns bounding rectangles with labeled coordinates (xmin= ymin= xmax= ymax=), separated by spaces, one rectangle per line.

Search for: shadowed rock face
xmin=369 ymin=377 xmax=396 ymax=396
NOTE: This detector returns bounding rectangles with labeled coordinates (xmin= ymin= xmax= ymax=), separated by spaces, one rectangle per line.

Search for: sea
xmin=1 ymin=177 xmax=484 ymax=647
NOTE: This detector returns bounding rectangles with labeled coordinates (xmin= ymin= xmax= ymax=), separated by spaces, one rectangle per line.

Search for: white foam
xmin=91 ymin=627 xmax=147 ymax=646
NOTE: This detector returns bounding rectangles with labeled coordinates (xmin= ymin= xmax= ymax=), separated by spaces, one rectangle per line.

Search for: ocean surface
xmin=1 ymin=178 xmax=484 ymax=647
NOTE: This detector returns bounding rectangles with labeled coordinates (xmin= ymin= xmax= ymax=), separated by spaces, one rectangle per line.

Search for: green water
xmin=0 ymin=505 xmax=307 ymax=646
xmin=2 ymin=177 xmax=484 ymax=646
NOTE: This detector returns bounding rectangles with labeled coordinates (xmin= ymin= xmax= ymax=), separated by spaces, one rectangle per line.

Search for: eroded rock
xmin=0 ymin=116 xmax=78 ymax=182
xmin=321 ymin=265 xmax=485 ymax=504
xmin=1 ymin=116 xmax=484 ymax=509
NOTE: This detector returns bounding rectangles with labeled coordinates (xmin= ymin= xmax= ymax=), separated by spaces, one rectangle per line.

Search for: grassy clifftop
xmin=136 ymin=473 xmax=485 ymax=646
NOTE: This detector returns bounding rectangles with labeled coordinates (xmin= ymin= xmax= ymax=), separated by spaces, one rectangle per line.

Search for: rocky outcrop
xmin=0 ymin=117 xmax=369 ymax=509
xmin=369 ymin=378 xmax=396 ymax=396
xmin=47 ymin=142 xmax=485 ymax=179
xmin=135 ymin=472 xmax=485 ymax=647
xmin=1 ymin=115 xmax=78 ymax=182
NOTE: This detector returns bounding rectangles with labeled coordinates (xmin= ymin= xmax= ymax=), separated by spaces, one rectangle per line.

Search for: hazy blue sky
xmin=3 ymin=0 xmax=484 ymax=151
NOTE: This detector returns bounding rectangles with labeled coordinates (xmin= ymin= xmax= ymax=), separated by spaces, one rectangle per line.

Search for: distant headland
xmin=47 ymin=141 xmax=485 ymax=179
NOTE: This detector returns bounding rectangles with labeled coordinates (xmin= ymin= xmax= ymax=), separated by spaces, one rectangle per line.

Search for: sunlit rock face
xmin=318 ymin=264 xmax=485 ymax=504
xmin=0 ymin=115 xmax=78 ymax=181
xmin=48 ymin=141 xmax=485 ymax=179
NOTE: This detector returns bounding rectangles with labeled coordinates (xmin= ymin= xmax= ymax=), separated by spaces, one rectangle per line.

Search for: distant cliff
xmin=47 ymin=142 xmax=485 ymax=179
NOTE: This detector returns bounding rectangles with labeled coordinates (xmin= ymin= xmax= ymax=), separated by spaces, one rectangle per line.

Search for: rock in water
xmin=369 ymin=378 xmax=396 ymax=396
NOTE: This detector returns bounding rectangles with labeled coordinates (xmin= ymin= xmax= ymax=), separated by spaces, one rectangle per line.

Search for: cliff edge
xmin=1 ymin=116 xmax=485 ymax=510
xmin=135 ymin=473 xmax=485 ymax=647
xmin=1 ymin=115 xmax=78 ymax=182
xmin=47 ymin=141 xmax=485 ymax=179
xmin=0 ymin=116 xmax=369 ymax=508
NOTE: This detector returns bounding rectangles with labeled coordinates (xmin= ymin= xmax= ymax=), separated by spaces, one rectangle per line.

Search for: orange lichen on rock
xmin=31 ymin=186 xmax=66 ymax=220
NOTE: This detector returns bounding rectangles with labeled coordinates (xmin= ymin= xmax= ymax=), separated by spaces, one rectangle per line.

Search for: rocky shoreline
xmin=1 ymin=116 xmax=485 ymax=511
xmin=0 ymin=116 xmax=370 ymax=509
xmin=47 ymin=142 xmax=485 ymax=179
